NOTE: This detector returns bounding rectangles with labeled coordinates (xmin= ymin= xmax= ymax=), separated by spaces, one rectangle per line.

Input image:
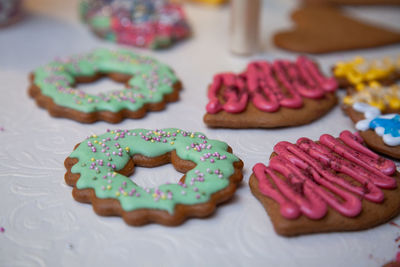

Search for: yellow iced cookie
xmin=334 ymin=56 xmax=399 ymax=87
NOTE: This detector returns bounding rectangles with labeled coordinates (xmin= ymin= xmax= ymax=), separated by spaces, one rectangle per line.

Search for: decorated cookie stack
xmin=333 ymin=56 xmax=400 ymax=159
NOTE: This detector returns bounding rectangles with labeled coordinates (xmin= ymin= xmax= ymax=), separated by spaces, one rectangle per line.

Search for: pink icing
xmin=252 ymin=130 xmax=397 ymax=220
xmin=206 ymin=73 xmax=247 ymax=113
xmin=206 ymin=56 xmax=338 ymax=114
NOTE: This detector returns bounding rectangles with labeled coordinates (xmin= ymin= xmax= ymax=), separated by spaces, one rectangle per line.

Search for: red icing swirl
xmin=253 ymin=131 xmax=397 ymax=220
xmin=206 ymin=56 xmax=337 ymax=114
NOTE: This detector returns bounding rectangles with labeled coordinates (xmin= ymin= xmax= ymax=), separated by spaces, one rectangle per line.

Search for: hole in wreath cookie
xmin=131 ymin=164 xmax=186 ymax=189
xmin=114 ymin=152 xmax=197 ymax=196
xmin=74 ymin=73 xmax=132 ymax=95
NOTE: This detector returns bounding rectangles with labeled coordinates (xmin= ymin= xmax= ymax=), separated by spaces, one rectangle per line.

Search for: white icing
xmin=373 ymin=114 xmax=400 ymax=146
xmin=375 ymin=126 xmax=385 ymax=136
xmin=380 ymin=114 xmax=397 ymax=119
xmin=352 ymin=102 xmax=400 ymax=146
xmin=383 ymin=133 xmax=400 ymax=146
xmin=355 ymin=120 xmax=371 ymax=131
xmin=353 ymin=102 xmax=380 ymax=119
xmin=353 ymin=102 xmax=380 ymax=131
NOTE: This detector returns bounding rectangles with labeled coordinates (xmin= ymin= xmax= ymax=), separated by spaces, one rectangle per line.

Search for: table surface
xmin=1 ymin=0 xmax=400 ymax=266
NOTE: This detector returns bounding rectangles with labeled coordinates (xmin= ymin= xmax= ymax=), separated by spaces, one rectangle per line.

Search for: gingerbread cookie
xmin=203 ymin=56 xmax=338 ymax=128
xmin=347 ymin=102 xmax=400 ymax=159
xmin=273 ymin=6 xmax=400 ymax=54
xmin=80 ymin=0 xmax=191 ymax=49
xmin=65 ymin=128 xmax=243 ymax=226
xmin=249 ymin=130 xmax=400 ymax=236
xmin=333 ymin=56 xmax=400 ymax=88
xmin=29 ymin=49 xmax=182 ymax=123
xmin=383 ymin=262 xmax=400 ymax=267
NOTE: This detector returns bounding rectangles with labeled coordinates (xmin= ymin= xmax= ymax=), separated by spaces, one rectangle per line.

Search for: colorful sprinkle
xmin=68 ymin=128 xmax=240 ymax=214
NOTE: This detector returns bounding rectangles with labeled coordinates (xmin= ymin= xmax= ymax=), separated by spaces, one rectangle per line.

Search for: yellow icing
xmin=389 ymin=98 xmax=400 ymax=109
xmin=344 ymin=84 xmax=400 ymax=112
xmin=334 ymin=56 xmax=399 ymax=87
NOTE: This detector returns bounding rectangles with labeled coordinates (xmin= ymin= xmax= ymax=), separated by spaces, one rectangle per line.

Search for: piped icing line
xmin=319 ymin=133 xmax=395 ymax=188
xmin=246 ymin=62 xmax=274 ymax=110
xmin=222 ymin=74 xmax=248 ymax=113
xmin=248 ymin=61 xmax=302 ymax=111
xmin=206 ymin=74 xmax=224 ymax=113
xmin=33 ymin=48 xmax=179 ymax=113
xmin=206 ymin=56 xmax=337 ymax=114
xmin=69 ymin=128 xmax=240 ymax=213
xmin=279 ymin=60 xmax=321 ymax=100
xmin=252 ymin=131 xmax=397 ymax=220
xmin=353 ymin=102 xmax=400 ymax=147
xmin=296 ymin=56 xmax=338 ymax=94
xmin=337 ymin=130 xmax=395 ymax=176
xmin=205 ymin=73 xmax=247 ymax=114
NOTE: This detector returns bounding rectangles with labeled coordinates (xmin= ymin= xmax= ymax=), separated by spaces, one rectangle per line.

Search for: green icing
xmin=33 ymin=49 xmax=179 ymax=113
xmin=69 ymin=128 xmax=240 ymax=213
xmin=89 ymin=16 xmax=111 ymax=30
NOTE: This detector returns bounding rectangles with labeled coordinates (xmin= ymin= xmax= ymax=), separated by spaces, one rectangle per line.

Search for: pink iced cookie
xmin=250 ymin=130 xmax=400 ymax=236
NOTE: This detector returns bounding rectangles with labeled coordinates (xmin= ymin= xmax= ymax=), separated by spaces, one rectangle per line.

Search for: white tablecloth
xmin=1 ymin=1 xmax=400 ymax=266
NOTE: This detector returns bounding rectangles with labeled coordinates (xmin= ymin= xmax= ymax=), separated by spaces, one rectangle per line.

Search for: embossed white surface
xmin=0 ymin=0 xmax=400 ymax=266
